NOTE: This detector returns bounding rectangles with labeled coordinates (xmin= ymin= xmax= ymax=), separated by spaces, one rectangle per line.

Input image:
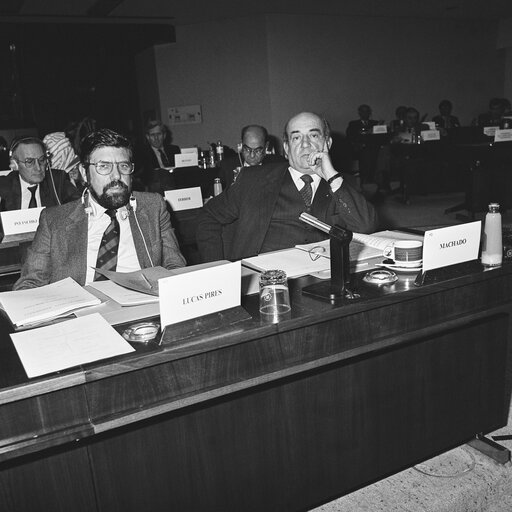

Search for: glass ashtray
xmin=363 ymin=269 xmax=398 ymax=285
xmin=122 ymin=321 xmax=160 ymax=343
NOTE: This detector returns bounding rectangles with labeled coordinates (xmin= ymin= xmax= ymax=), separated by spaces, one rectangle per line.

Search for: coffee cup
xmin=383 ymin=240 xmax=423 ymax=266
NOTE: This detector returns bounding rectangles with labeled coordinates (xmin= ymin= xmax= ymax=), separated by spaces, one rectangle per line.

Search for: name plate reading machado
xmin=159 ymin=260 xmax=241 ymax=327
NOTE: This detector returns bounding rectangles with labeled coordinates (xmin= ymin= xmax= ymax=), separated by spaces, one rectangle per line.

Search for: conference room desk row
xmin=0 ymin=260 xmax=511 ymax=511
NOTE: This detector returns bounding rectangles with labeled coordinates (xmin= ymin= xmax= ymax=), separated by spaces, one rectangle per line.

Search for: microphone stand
xmin=299 ymin=213 xmax=357 ymax=302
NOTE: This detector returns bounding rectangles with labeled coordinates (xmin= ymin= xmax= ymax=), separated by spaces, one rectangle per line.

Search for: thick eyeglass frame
xmin=242 ymin=144 xmax=265 ymax=156
xmin=86 ymin=161 xmax=134 ymax=175
xmin=15 ymin=155 xmax=47 ymax=168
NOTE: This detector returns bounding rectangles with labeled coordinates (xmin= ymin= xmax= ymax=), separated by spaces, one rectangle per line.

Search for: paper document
xmin=11 ymin=313 xmax=135 ymax=378
xmin=0 ymin=277 xmax=101 ymax=329
xmin=88 ymin=280 xmax=159 ymax=306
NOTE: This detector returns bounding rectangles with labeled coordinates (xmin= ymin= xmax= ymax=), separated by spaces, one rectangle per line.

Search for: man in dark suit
xmin=196 ymin=112 xmax=378 ymax=262
xmin=140 ymin=120 xmax=181 ymax=193
xmin=218 ymin=125 xmax=285 ymax=189
xmin=14 ymin=129 xmax=186 ymax=289
xmin=0 ymin=137 xmax=80 ymax=211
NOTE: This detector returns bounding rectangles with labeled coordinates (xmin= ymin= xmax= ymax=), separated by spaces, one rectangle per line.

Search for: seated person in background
xmin=391 ymin=108 xmax=429 ymax=143
xmin=476 ymin=98 xmax=505 ymax=127
xmin=390 ymin=105 xmax=408 ymax=134
xmin=14 ymin=129 xmax=186 ymax=290
xmin=140 ymin=120 xmax=181 ymax=194
xmin=218 ymin=124 xmax=285 ymax=189
xmin=432 ymin=100 xmax=460 ymax=130
xmin=346 ymin=104 xmax=381 ymax=186
xmin=43 ymin=132 xmax=87 ymax=193
xmin=0 ymin=136 xmax=80 ymax=211
xmin=196 ymin=112 xmax=378 ymax=263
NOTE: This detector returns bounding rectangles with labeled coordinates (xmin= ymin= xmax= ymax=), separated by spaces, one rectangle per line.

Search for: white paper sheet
xmin=88 ymin=280 xmax=159 ymax=306
xmin=11 ymin=313 xmax=135 ymax=378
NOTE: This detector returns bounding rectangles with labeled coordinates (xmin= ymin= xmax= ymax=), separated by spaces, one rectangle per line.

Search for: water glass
xmin=259 ymin=270 xmax=291 ymax=323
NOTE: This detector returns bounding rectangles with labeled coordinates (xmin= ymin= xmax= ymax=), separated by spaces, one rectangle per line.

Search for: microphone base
xmin=302 ymin=280 xmax=359 ymax=304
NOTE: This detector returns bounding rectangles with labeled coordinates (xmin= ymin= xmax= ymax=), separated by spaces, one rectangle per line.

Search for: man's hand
xmin=306 ymin=139 xmax=339 ymax=182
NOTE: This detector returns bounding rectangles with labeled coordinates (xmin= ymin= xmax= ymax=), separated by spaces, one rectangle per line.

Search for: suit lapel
xmin=128 ymin=199 xmax=151 ymax=268
xmin=311 ymin=179 xmax=332 ymax=222
xmin=64 ymin=202 xmax=88 ymax=285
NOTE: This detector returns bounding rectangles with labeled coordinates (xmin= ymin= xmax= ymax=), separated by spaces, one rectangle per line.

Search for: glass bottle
xmin=481 ymin=202 xmax=502 ymax=266
xmin=213 ymin=178 xmax=223 ymax=196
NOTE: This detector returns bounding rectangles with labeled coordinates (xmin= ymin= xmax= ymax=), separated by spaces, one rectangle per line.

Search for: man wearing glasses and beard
xmin=14 ymin=129 xmax=186 ymax=289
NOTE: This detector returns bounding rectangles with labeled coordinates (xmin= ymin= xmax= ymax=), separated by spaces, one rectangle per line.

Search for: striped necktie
xmin=28 ymin=185 xmax=38 ymax=208
xmin=94 ymin=209 xmax=120 ymax=281
xmin=159 ymin=149 xmax=170 ymax=167
xmin=300 ymin=174 xmax=314 ymax=208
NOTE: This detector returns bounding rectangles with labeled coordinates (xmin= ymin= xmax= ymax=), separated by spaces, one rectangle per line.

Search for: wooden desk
xmin=0 ymin=263 xmax=511 ymax=511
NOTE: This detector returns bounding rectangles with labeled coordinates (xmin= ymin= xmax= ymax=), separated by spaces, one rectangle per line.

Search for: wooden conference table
xmin=0 ymin=261 xmax=511 ymax=511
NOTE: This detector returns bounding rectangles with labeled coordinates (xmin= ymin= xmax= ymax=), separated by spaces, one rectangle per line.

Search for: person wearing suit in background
xmin=218 ymin=125 xmax=286 ymax=189
xmin=432 ymin=100 xmax=460 ymax=130
xmin=14 ymin=128 xmax=186 ymax=290
xmin=0 ymin=136 xmax=80 ymax=211
xmin=140 ymin=120 xmax=181 ymax=194
xmin=196 ymin=112 xmax=378 ymax=263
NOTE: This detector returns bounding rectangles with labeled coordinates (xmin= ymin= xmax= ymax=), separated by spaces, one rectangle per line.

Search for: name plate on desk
xmin=165 ymin=187 xmax=203 ymax=211
xmin=494 ymin=129 xmax=512 ymax=143
xmin=423 ymin=221 xmax=481 ymax=272
xmin=421 ymin=129 xmax=440 ymax=141
xmin=483 ymin=126 xmax=498 ymax=137
xmin=159 ymin=261 xmax=241 ymax=327
xmin=372 ymin=125 xmax=387 ymax=134
xmin=0 ymin=207 xmax=44 ymax=236
xmin=175 ymin=153 xmax=198 ymax=167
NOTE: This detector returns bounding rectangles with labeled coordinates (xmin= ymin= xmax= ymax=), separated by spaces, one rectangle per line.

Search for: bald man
xmin=197 ymin=112 xmax=378 ymax=262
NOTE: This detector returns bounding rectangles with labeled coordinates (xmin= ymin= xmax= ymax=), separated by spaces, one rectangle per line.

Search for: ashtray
xmin=363 ymin=269 xmax=398 ymax=285
xmin=122 ymin=321 xmax=160 ymax=343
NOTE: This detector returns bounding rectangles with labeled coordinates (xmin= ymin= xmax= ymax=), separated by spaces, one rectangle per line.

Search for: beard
xmin=90 ymin=180 xmax=131 ymax=210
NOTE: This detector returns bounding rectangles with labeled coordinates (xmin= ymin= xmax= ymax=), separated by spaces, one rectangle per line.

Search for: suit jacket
xmin=14 ymin=192 xmax=186 ymax=289
xmin=140 ymin=143 xmax=180 ymax=180
xmin=0 ymin=169 xmax=80 ymax=211
xmin=196 ymin=162 xmax=379 ymax=262
xmin=218 ymin=154 xmax=287 ymax=189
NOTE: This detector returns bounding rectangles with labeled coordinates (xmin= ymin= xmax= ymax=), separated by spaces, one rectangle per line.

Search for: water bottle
xmin=216 ymin=141 xmax=224 ymax=163
xmin=213 ymin=178 xmax=223 ymax=196
xmin=481 ymin=202 xmax=502 ymax=267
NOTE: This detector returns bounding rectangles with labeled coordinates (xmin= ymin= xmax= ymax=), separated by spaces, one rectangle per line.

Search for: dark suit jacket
xmin=346 ymin=119 xmax=379 ymax=142
xmin=196 ymin=162 xmax=379 ymax=262
xmin=218 ymin=154 xmax=287 ymax=189
xmin=14 ymin=192 xmax=186 ymax=289
xmin=432 ymin=115 xmax=460 ymax=129
xmin=0 ymin=169 xmax=80 ymax=211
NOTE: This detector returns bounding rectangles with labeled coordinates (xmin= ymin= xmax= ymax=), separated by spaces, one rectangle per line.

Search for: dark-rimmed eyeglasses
xmin=242 ymin=144 xmax=265 ymax=156
xmin=86 ymin=161 xmax=134 ymax=175
xmin=16 ymin=155 xmax=47 ymax=168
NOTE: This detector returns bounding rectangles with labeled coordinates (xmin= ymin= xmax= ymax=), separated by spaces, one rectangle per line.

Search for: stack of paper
xmin=0 ymin=277 xmax=101 ymax=329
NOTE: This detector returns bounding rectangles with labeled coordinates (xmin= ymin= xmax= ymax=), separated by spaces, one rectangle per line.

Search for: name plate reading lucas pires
xmin=165 ymin=187 xmax=203 ymax=211
xmin=0 ymin=207 xmax=45 ymax=236
xmin=159 ymin=261 xmax=241 ymax=327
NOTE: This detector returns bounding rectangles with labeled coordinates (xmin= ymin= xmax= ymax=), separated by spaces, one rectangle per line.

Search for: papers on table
xmin=88 ymin=280 xmax=159 ymax=306
xmin=0 ymin=277 xmax=101 ymax=329
xmin=11 ymin=313 xmax=135 ymax=378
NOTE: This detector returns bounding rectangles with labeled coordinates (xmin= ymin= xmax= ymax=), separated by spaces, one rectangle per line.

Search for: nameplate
xmin=483 ymin=126 xmax=498 ymax=137
xmin=494 ymin=129 xmax=512 ymax=143
xmin=159 ymin=261 xmax=241 ymax=327
xmin=422 ymin=221 xmax=481 ymax=272
xmin=174 ymin=153 xmax=198 ymax=167
xmin=0 ymin=207 xmax=44 ymax=236
xmin=181 ymin=147 xmax=199 ymax=155
xmin=165 ymin=187 xmax=203 ymax=211
xmin=425 ymin=122 xmax=436 ymax=130
xmin=372 ymin=125 xmax=387 ymax=134
xmin=420 ymin=129 xmax=440 ymax=141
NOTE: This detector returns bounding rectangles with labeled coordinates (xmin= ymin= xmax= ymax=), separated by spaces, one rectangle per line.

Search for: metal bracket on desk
xmin=467 ymin=433 xmax=511 ymax=465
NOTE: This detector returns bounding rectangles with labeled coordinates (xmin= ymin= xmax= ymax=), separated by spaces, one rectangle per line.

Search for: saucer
xmin=376 ymin=262 xmax=422 ymax=273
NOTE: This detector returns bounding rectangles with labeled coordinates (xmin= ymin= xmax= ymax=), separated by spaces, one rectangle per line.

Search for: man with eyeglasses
xmin=0 ymin=136 xmax=80 ymax=211
xmin=218 ymin=125 xmax=284 ymax=189
xmin=14 ymin=129 xmax=186 ymax=289
xmin=197 ymin=112 xmax=378 ymax=262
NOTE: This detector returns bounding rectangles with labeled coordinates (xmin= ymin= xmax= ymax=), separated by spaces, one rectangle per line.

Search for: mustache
xmin=103 ymin=180 xmax=129 ymax=193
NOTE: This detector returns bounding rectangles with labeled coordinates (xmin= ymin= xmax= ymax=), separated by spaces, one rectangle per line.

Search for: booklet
xmin=0 ymin=277 xmax=101 ymax=329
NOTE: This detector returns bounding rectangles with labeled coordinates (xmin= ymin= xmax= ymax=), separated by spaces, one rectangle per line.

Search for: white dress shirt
xmin=19 ymin=176 xmax=42 ymax=209
xmin=85 ymin=196 xmax=141 ymax=284
xmin=288 ymin=167 xmax=343 ymax=196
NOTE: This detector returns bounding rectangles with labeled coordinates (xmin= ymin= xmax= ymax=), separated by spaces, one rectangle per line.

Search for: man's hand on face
xmin=305 ymin=139 xmax=338 ymax=182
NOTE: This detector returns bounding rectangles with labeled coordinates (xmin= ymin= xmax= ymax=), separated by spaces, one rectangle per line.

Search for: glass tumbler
xmin=259 ymin=269 xmax=291 ymax=323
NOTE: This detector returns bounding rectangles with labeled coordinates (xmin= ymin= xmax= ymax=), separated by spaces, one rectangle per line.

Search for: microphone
xmin=299 ymin=212 xmax=352 ymax=243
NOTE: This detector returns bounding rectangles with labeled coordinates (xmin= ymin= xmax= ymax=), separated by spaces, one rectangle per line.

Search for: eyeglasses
xmin=308 ymin=246 xmax=327 ymax=261
xmin=16 ymin=155 xmax=47 ymax=168
xmin=87 ymin=161 xmax=134 ymax=175
xmin=242 ymin=144 xmax=265 ymax=156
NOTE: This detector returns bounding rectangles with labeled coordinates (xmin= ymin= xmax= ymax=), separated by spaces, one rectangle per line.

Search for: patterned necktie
xmin=159 ymin=149 xmax=170 ymax=167
xmin=94 ymin=209 xmax=120 ymax=281
xmin=300 ymin=174 xmax=314 ymax=208
xmin=28 ymin=185 xmax=37 ymax=208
